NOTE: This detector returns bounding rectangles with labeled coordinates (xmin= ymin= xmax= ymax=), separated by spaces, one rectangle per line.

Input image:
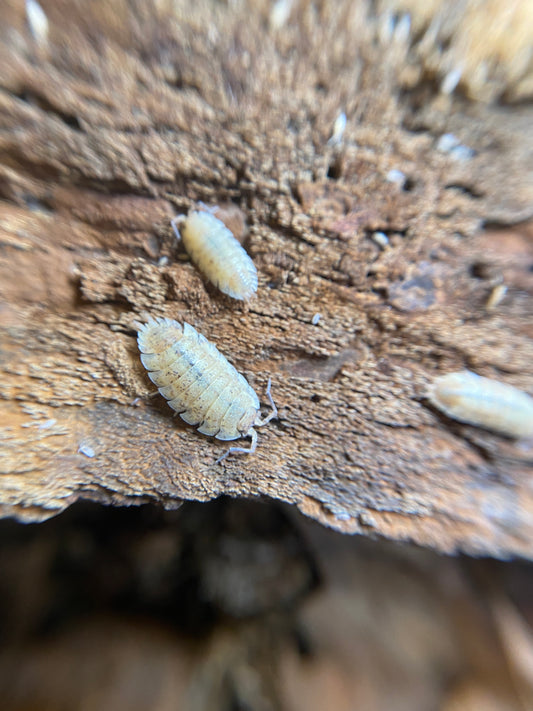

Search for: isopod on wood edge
xmin=137 ymin=317 xmax=277 ymax=462
xmin=171 ymin=207 xmax=258 ymax=301
xmin=427 ymin=370 xmax=533 ymax=439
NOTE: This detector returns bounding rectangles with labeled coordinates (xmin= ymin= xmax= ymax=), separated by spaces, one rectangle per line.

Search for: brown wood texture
xmin=1 ymin=0 xmax=532 ymax=556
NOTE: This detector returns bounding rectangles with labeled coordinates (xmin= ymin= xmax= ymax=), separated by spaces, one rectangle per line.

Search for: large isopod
xmin=137 ymin=318 xmax=277 ymax=462
xmin=427 ymin=370 xmax=533 ymax=438
xmin=171 ymin=208 xmax=258 ymax=300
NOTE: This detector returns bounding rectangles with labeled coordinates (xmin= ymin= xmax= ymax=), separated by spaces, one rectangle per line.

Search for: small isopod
xmin=171 ymin=208 xmax=258 ymax=301
xmin=137 ymin=318 xmax=277 ymax=462
xmin=427 ymin=371 xmax=533 ymax=439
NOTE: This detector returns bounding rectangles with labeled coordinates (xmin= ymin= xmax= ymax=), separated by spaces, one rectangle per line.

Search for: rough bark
xmin=0 ymin=0 xmax=532 ymax=556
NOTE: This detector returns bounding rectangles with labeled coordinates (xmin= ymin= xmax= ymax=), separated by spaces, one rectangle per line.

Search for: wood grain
xmin=0 ymin=0 xmax=532 ymax=556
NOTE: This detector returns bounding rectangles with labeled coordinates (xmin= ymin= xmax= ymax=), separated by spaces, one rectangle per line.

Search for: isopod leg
xmin=256 ymin=378 xmax=278 ymax=427
xmin=170 ymin=215 xmax=186 ymax=242
xmin=197 ymin=201 xmax=219 ymax=215
xmin=215 ymin=428 xmax=258 ymax=465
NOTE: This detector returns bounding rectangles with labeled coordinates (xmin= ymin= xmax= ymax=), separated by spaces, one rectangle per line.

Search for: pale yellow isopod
xmin=137 ymin=318 xmax=277 ymax=462
xmin=428 ymin=371 xmax=533 ymax=438
xmin=171 ymin=208 xmax=258 ymax=300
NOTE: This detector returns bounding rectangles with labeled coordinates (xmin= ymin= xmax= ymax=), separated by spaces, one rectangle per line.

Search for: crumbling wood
xmin=0 ymin=0 xmax=532 ymax=556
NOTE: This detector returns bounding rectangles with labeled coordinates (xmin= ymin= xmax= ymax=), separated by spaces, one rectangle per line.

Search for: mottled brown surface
xmin=0 ymin=0 xmax=532 ymax=556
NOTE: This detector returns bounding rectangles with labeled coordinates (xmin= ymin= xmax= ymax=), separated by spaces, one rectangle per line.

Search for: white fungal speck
xmin=449 ymin=144 xmax=475 ymax=162
xmin=441 ymin=67 xmax=462 ymax=95
xmin=269 ymin=0 xmax=293 ymax=29
xmin=327 ymin=112 xmax=347 ymax=146
xmin=78 ymin=443 xmax=96 ymax=458
xmin=436 ymin=133 xmax=474 ymax=161
xmin=378 ymin=11 xmax=396 ymax=44
xmin=437 ymin=133 xmax=461 ymax=153
xmin=171 ymin=209 xmax=258 ymax=301
xmin=428 ymin=371 xmax=533 ymax=439
xmin=22 ymin=418 xmax=57 ymax=429
xmin=26 ymin=0 xmax=49 ymax=45
xmin=393 ymin=13 xmax=411 ymax=44
xmin=486 ymin=284 xmax=507 ymax=310
xmin=371 ymin=231 xmax=389 ymax=249
xmin=311 ymin=313 xmax=321 ymax=325
xmin=335 ymin=512 xmax=352 ymax=522
xmin=137 ymin=318 xmax=278 ymax=462
xmin=39 ymin=418 xmax=56 ymax=429
xmin=386 ymin=169 xmax=406 ymax=188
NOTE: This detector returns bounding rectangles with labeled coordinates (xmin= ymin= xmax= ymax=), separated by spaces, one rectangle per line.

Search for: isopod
xmin=427 ymin=371 xmax=533 ymax=439
xmin=171 ymin=208 xmax=258 ymax=301
xmin=137 ymin=318 xmax=277 ymax=462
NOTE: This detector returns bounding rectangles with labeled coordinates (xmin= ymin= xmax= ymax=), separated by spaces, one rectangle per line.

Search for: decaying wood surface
xmin=0 ymin=0 xmax=532 ymax=556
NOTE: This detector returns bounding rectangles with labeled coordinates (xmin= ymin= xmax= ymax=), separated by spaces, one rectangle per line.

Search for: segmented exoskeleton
xmin=137 ymin=318 xmax=277 ymax=462
xmin=171 ymin=209 xmax=258 ymax=301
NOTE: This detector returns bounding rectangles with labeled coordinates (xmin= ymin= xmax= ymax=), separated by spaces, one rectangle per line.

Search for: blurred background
xmin=1 ymin=499 xmax=533 ymax=711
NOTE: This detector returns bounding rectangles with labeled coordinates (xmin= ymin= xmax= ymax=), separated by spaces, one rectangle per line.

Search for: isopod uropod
xmin=137 ymin=318 xmax=277 ymax=462
xmin=171 ymin=208 xmax=258 ymax=301
xmin=427 ymin=370 xmax=533 ymax=439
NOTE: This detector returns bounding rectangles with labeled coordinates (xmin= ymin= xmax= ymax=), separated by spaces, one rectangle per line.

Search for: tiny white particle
xmin=311 ymin=313 xmax=321 ymax=325
xmin=449 ymin=144 xmax=475 ymax=162
xmin=371 ymin=231 xmax=389 ymax=249
xmin=378 ymin=11 xmax=395 ymax=44
xmin=78 ymin=443 xmax=95 ymax=458
xmin=26 ymin=0 xmax=49 ymax=46
xmin=131 ymin=397 xmax=142 ymax=406
xmin=22 ymin=418 xmax=57 ymax=429
xmin=39 ymin=418 xmax=56 ymax=429
xmin=157 ymin=256 xmax=169 ymax=267
xmin=486 ymin=284 xmax=507 ymax=310
xmin=441 ymin=67 xmax=462 ymax=95
xmin=386 ymin=169 xmax=406 ymax=187
xmin=269 ymin=0 xmax=293 ymax=29
xmin=436 ymin=134 xmax=474 ymax=161
xmin=436 ymin=133 xmax=460 ymax=153
xmin=327 ymin=112 xmax=347 ymax=146
xmin=393 ymin=13 xmax=411 ymax=44
xmin=335 ymin=512 xmax=352 ymax=522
